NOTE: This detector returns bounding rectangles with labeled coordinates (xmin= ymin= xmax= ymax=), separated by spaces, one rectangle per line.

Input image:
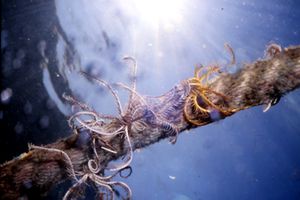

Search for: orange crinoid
xmin=184 ymin=65 xmax=237 ymax=126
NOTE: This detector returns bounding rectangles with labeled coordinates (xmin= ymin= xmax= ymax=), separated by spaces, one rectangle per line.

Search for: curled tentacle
xmin=28 ymin=145 xmax=78 ymax=183
xmin=60 ymin=57 xmax=149 ymax=200
xmin=63 ymin=174 xmax=88 ymax=200
xmin=107 ymin=126 xmax=133 ymax=172
xmin=194 ymin=64 xmax=204 ymax=78
xmin=80 ymin=71 xmax=124 ymax=116
xmin=114 ymin=82 xmax=147 ymax=106
xmin=119 ymin=166 xmax=133 ymax=178
xmin=101 ymin=146 xmax=118 ymax=154
xmin=184 ymin=94 xmax=211 ymax=126
xmin=224 ymin=43 xmax=236 ymax=66
xmin=265 ymin=43 xmax=282 ymax=58
xmin=106 ymin=180 xmax=132 ymax=200
xmin=263 ymin=96 xmax=281 ymax=112
xmin=69 ymin=111 xmax=123 ymax=137
xmin=160 ymin=121 xmax=178 ymax=144
xmin=123 ymin=55 xmax=138 ymax=111
xmin=68 ymin=111 xmax=101 ymax=130
xmin=184 ymin=65 xmax=239 ymax=126
xmin=92 ymin=178 xmax=114 ymax=200
xmin=123 ymin=56 xmax=137 ymax=93
xmin=88 ymin=159 xmax=101 ymax=174
xmin=75 ymin=117 xmax=124 ymax=137
xmin=63 ymin=93 xmax=93 ymax=112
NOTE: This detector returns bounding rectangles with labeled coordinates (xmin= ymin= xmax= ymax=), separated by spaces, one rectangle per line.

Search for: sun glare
xmin=132 ymin=0 xmax=184 ymax=27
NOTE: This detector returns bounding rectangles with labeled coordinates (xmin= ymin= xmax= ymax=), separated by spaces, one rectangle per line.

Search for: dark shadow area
xmin=1 ymin=0 xmax=71 ymax=163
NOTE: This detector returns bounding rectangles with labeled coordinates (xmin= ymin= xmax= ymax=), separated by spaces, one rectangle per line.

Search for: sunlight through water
xmin=55 ymin=0 xmax=300 ymax=199
xmin=131 ymin=0 xmax=185 ymax=29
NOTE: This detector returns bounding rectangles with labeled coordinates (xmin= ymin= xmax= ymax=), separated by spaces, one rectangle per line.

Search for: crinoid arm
xmin=265 ymin=43 xmax=282 ymax=58
xmin=224 ymin=43 xmax=236 ymax=66
xmin=0 ymin=44 xmax=300 ymax=199
xmin=80 ymin=71 xmax=124 ymax=116
xmin=184 ymin=61 xmax=239 ymax=126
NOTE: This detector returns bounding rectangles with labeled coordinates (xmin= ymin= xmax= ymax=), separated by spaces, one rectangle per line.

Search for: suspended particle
xmin=39 ymin=115 xmax=50 ymax=129
xmin=1 ymin=88 xmax=13 ymax=104
xmin=24 ymin=101 xmax=33 ymax=114
xmin=14 ymin=122 xmax=24 ymax=134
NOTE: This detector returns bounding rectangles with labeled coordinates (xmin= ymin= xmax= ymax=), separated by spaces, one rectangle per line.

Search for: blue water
xmin=55 ymin=1 xmax=300 ymax=199
xmin=2 ymin=0 xmax=300 ymax=199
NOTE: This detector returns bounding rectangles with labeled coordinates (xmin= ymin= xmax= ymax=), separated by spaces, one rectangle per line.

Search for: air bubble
xmin=1 ymin=88 xmax=13 ymax=104
xmin=24 ymin=101 xmax=33 ymax=114
xmin=209 ymin=109 xmax=221 ymax=121
xmin=14 ymin=122 xmax=23 ymax=134
xmin=46 ymin=99 xmax=56 ymax=109
xmin=39 ymin=115 xmax=50 ymax=129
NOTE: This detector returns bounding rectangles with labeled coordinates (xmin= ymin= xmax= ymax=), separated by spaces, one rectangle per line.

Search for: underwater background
xmin=1 ymin=0 xmax=300 ymax=199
